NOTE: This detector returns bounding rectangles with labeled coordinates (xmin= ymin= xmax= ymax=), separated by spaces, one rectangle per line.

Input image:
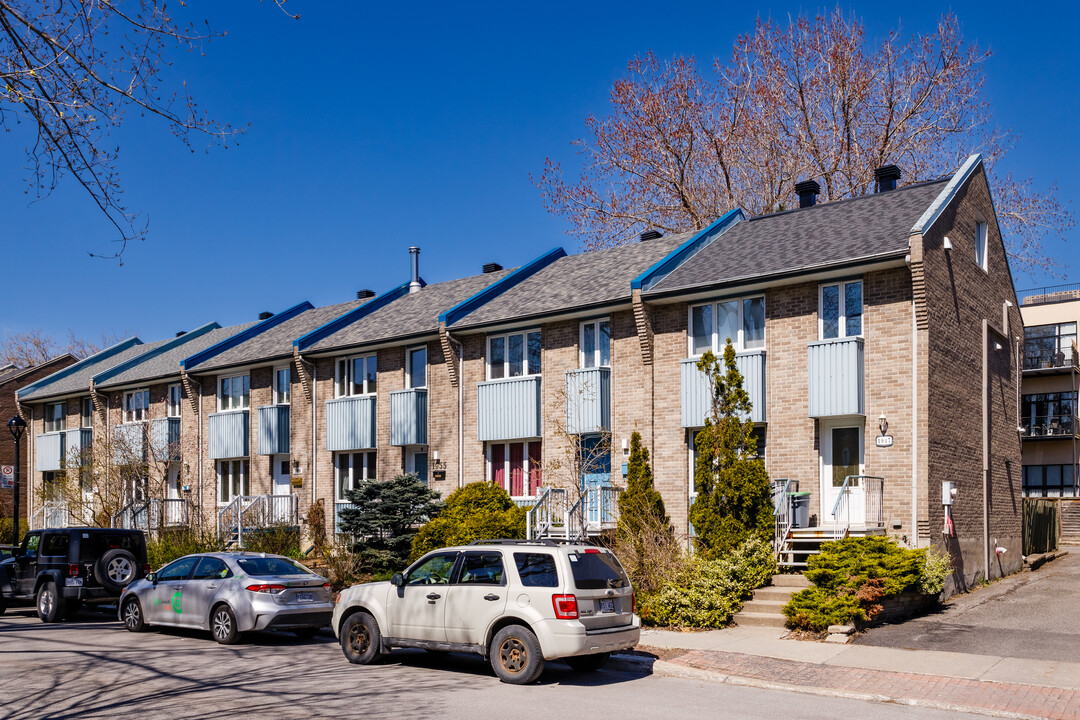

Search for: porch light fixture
xmin=878 ymin=414 xmax=888 ymax=436
xmin=432 ymin=450 xmax=439 ymax=462
xmin=7 ymin=416 xmax=27 ymax=547
xmin=292 ymin=459 xmax=301 ymax=475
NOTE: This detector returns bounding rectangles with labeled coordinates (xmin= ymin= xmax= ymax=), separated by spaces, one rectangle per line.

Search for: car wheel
xmin=96 ymin=549 xmax=138 ymax=592
xmin=340 ymin=612 xmax=382 ymax=665
xmin=122 ymin=597 xmax=147 ymax=632
xmin=36 ymin=581 xmax=66 ymax=623
xmin=211 ymin=605 xmax=241 ymax=645
xmin=292 ymin=627 xmax=320 ymax=640
xmin=565 ymin=652 xmax=610 ymax=672
xmin=490 ymin=625 xmax=545 ymax=684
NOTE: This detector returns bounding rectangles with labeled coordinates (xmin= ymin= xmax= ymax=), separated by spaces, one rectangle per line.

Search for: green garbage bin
xmin=790 ymin=492 xmax=811 ymax=528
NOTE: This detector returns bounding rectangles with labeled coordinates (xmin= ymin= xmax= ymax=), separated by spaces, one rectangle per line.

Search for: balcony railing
xmin=326 ymin=395 xmax=376 ymax=451
xmin=36 ymin=430 xmax=92 ymax=472
xmin=208 ymin=410 xmax=249 ymax=459
xmin=113 ymin=422 xmax=147 ymax=463
xmin=807 ymin=337 xmax=864 ymax=417
xmin=1023 ymin=341 xmax=1078 ymax=372
xmin=30 ymin=500 xmax=71 ymax=530
xmin=1019 ymin=283 xmax=1080 ymax=306
xmin=565 ymin=367 xmax=611 ymax=434
xmin=477 ymin=376 xmax=542 ymax=442
xmin=150 ymin=417 xmax=181 ymax=461
xmin=257 ymin=405 xmax=290 ymax=455
xmin=218 ymin=494 xmax=299 ymax=546
xmin=112 ymin=498 xmax=189 ymax=531
xmin=1021 ymin=414 xmax=1079 ymax=439
xmin=390 ymin=389 xmax=427 ymax=446
xmin=680 ymin=350 xmax=766 ymax=427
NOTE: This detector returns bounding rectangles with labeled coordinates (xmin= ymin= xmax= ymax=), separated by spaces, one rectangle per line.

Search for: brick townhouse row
xmin=14 ymin=155 xmax=1023 ymax=590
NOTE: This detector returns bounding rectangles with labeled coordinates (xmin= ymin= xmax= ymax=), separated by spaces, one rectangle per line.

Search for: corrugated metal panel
xmin=681 ymin=351 xmax=767 ymax=427
xmin=64 ymin=428 xmax=93 ymax=463
xmin=477 ymin=376 xmax=542 ymax=442
xmin=565 ymin=368 xmax=611 ymax=434
xmin=150 ymin=417 xmax=181 ymax=461
xmin=807 ymin=337 xmax=865 ymax=417
xmin=326 ymin=396 xmax=376 ymax=451
xmin=36 ymin=433 xmax=64 ymax=472
xmin=390 ymin=389 xmax=427 ymax=446
xmin=257 ymin=405 xmax=290 ymax=455
xmin=113 ymin=423 xmax=147 ymax=464
xmin=208 ymin=410 xmax=250 ymax=459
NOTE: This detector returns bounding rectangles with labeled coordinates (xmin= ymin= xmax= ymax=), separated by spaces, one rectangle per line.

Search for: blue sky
xmin=3 ymin=1 xmax=1078 ymax=345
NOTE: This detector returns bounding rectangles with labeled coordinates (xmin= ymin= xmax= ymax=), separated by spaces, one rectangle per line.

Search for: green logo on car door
xmin=171 ymin=590 xmax=182 ymax=614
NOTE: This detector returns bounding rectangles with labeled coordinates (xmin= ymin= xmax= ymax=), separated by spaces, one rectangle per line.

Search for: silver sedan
xmin=118 ymin=552 xmax=334 ymax=644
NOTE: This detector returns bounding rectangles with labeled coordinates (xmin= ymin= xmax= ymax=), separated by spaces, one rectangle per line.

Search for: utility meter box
xmin=942 ymin=481 xmax=957 ymax=506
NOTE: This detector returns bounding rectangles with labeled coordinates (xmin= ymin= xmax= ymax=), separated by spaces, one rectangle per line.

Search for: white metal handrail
xmin=830 ymin=475 xmax=885 ymax=539
xmin=218 ymin=494 xmax=299 ymax=547
xmin=772 ymin=478 xmax=796 ymax=560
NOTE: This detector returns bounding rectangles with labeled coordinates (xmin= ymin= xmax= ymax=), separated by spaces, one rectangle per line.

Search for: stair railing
xmin=772 ymin=478 xmax=795 ymax=562
xmin=863 ymin=476 xmax=885 ymax=528
xmin=830 ymin=476 xmax=853 ymax=540
xmin=527 ymin=488 xmax=569 ymax=540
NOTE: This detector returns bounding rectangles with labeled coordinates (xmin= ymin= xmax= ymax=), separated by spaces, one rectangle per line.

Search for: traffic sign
xmin=1 ymin=465 xmax=13 ymax=490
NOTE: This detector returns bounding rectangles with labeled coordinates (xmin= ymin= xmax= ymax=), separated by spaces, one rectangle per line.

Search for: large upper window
xmin=975 ymin=221 xmax=988 ymax=271
xmin=218 ymin=374 xmax=250 ymax=411
xmin=689 ymin=296 xmax=765 ymax=356
xmin=80 ymin=397 xmax=93 ymax=429
xmin=1021 ymin=392 xmax=1077 ymax=436
xmin=124 ymin=389 xmax=149 ymax=423
xmin=273 ymin=367 xmax=291 ymax=405
xmin=487 ymin=330 xmax=541 ymax=380
xmin=336 ymin=451 xmax=376 ymax=503
xmin=1025 ymin=323 xmax=1077 ymax=370
xmin=407 ymin=346 xmax=427 ymax=389
xmin=217 ymin=459 xmax=249 ymax=504
xmin=44 ymin=402 xmax=65 ymax=434
xmin=336 ymin=355 xmax=377 ymax=398
xmin=820 ymin=280 xmax=863 ymax=339
xmin=167 ymin=384 xmax=183 ymax=418
xmin=580 ymin=319 xmax=611 ymax=368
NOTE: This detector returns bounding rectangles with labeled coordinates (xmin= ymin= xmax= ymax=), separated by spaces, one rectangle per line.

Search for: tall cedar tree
xmin=337 ymin=473 xmax=442 ymax=573
xmin=616 ymin=431 xmax=675 ymax=591
xmin=688 ymin=342 xmax=773 ymax=558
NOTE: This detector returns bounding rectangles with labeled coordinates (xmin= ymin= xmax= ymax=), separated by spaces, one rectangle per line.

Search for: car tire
xmin=96 ymin=549 xmax=138 ymax=592
xmin=340 ymin=612 xmax=382 ymax=665
xmin=490 ymin=625 xmax=545 ymax=685
xmin=211 ymin=605 xmax=241 ymax=645
xmin=122 ymin=597 xmax=147 ymax=632
xmin=292 ymin=627 xmax=320 ymax=640
xmin=36 ymin=581 xmax=66 ymax=623
xmin=565 ymin=652 xmax=610 ymax=672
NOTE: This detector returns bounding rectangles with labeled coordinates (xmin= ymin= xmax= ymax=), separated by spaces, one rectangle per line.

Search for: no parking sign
xmin=1 ymin=465 xmax=13 ymax=489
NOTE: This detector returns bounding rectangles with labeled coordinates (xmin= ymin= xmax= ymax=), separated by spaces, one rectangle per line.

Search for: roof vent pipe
xmin=258 ymin=311 xmax=274 ymax=320
xmin=408 ymin=246 xmax=421 ymax=294
xmin=356 ymin=289 xmax=376 ymax=299
xmin=795 ymin=179 xmax=821 ymax=208
xmin=639 ymin=229 xmax=664 ymax=241
xmin=874 ymin=164 xmax=902 ymax=192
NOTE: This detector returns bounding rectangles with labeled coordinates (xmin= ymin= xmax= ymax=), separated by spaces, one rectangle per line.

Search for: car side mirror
xmin=390 ymin=573 xmax=404 ymax=587
xmin=147 ymin=572 xmax=157 ymax=585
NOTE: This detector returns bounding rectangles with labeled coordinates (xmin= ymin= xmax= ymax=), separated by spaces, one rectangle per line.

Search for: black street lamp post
xmin=8 ymin=416 xmax=27 ymax=547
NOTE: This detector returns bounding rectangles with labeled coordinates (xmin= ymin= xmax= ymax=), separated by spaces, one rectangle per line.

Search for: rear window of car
xmin=514 ymin=553 xmax=558 ymax=587
xmin=78 ymin=532 xmax=145 ymax=562
xmin=236 ymin=557 xmax=313 ymax=577
xmin=41 ymin=533 xmax=70 ymax=557
xmin=568 ymin=550 xmax=629 ymax=590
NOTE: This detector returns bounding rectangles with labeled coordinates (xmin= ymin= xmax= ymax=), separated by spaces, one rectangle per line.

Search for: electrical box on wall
xmin=941 ymin=481 xmax=957 ymax=506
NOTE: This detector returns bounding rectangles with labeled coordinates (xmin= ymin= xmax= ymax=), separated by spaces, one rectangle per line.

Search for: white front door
xmin=821 ymin=421 xmax=865 ymax=525
xmin=271 ymin=456 xmax=292 ymax=523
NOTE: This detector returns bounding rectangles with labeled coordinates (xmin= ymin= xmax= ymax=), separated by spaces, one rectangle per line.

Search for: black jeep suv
xmin=0 ymin=528 xmax=148 ymax=622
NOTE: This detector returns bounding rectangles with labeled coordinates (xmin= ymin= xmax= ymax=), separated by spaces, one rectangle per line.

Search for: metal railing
xmin=30 ymin=501 xmax=71 ymax=530
xmin=1023 ymin=341 xmax=1078 ymax=371
xmin=112 ymin=498 xmax=189 ymax=532
xmin=1021 ymin=414 xmax=1079 ymax=438
xmin=526 ymin=488 xmax=570 ymax=540
xmin=829 ymin=475 xmax=885 ymax=539
xmin=218 ymin=494 xmax=299 ymax=547
xmin=772 ymin=478 xmax=796 ymax=562
xmin=526 ymin=486 xmax=620 ymax=540
xmin=1019 ymin=283 xmax=1080 ymax=306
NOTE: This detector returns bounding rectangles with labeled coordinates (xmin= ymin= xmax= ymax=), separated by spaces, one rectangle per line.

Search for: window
xmin=457 ymin=552 xmax=505 ymax=585
xmin=336 ymin=451 xmax=376 ymax=502
xmin=406 ymin=552 xmax=458 ymax=585
xmin=568 ymin=549 xmax=628 ymax=589
xmin=272 ymin=367 xmax=290 ymax=405
xmin=236 ymin=556 xmax=314 ymax=576
xmin=1025 ymin=323 xmax=1077 ymax=369
xmin=218 ymin=375 xmax=250 ymax=411
xmin=1023 ymin=464 xmax=1076 ymax=498
xmin=335 ymin=354 xmax=377 ymax=398
xmin=1021 ymin=392 xmax=1077 ymax=436
xmin=80 ymin=398 xmax=93 ymax=429
xmin=167 ymin=384 xmax=183 ymax=418
xmin=820 ymin=280 xmax=863 ymax=339
xmin=580 ymin=319 xmax=611 ymax=368
xmin=158 ymin=556 xmax=199 ymax=581
xmin=975 ymin=221 xmax=988 ymax=271
xmin=123 ymin=389 xmax=149 ymax=423
xmin=407 ymin=346 xmax=427 ymax=389
xmin=41 ymin=533 xmax=70 ymax=557
xmin=514 ymin=552 xmax=558 ymax=587
xmin=488 ymin=441 xmax=542 ymax=497
xmin=217 ymin=459 xmax=249 ymax=504
xmin=688 ymin=296 xmax=765 ymax=356
xmin=192 ymin=557 xmax=232 ymax=580
xmin=487 ymin=329 xmax=541 ymax=379
xmin=44 ymin=402 xmax=65 ymax=433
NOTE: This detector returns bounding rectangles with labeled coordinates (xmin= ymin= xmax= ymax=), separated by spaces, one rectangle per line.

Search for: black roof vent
xmin=356 ymin=289 xmax=376 ymax=299
xmin=482 ymin=262 xmax=503 ymax=274
xmin=175 ymin=331 xmax=187 ymax=337
xmin=795 ymin=179 xmax=821 ymax=208
xmin=258 ymin=311 xmax=274 ymax=320
xmin=875 ymin=164 xmax=902 ymax=192
xmin=639 ymin=229 xmax=664 ymax=241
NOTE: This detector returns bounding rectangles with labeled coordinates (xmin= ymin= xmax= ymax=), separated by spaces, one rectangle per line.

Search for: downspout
xmin=982 ymin=319 xmax=991 ymax=581
xmin=312 ymin=362 xmax=317 ymax=506
xmin=911 ymin=297 xmax=919 ymax=545
xmin=198 ymin=381 xmax=203 ymax=533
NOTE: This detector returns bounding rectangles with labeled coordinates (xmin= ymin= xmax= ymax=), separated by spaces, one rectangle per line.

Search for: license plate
xmin=295 ymin=591 xmax=314 ymax=603
xmin=599 ymin=598 xmax=615 ymax=613
xmin=65 ymin=577 xmax=83 ymax=587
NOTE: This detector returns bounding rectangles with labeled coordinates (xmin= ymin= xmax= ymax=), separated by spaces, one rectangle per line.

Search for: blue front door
xmin=579 ymin=436 xmax=612 ymax=525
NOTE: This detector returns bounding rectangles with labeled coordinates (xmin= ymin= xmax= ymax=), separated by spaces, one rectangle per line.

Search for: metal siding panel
xmin=807 ymin=338 xmax=864 ymax=417
xmin=390 ymin=389 xmax=428 ymax=446
xmin=113 ymin=423 xmax=148 ymax=463
xmin=565 ymin=368 xmax=611 ymax=434
xmin=734 ymin=350 xmax=767 ymax=424
xmin=477 ymin=376 xmax=542 ymax=442
xmin=326 ymin=396 xmax=376 ymax=451
xmin=208 ymin=411 xmax=249 ymax=459
xmin=680 ymin=359 xmax=710 ymax=428
xmin=36 ymin=433 xmax=63 ymax=472
xmin=150 ymin=418 xmax=181 ymax=461
xmin=257 ymin=405 xmax=290 ymax=455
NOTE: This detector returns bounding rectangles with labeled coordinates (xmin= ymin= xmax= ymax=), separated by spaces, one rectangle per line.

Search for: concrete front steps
xmin=733 ymin=573 xmax=809 ymax=628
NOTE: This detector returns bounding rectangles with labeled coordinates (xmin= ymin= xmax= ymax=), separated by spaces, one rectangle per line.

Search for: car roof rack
xmin=468 ymin=539 xmax=559 ymax=547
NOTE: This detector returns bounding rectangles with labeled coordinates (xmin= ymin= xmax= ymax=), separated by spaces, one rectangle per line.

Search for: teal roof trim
xmin=93 ymin=322 xmax=221 ymax=385
xmin=294 ymin=280 xmax=420 ymax=351
xmin=16 ymin=337 xmax=144 ymax=399
xmin=911 ymin=154 xmax=983 ymax=236
xmin=182 ymin=302 xmax=314 ymax=370
xmin=631 ymin=209 xmax=745 ymax=292
xmin=439 ymin=247 xmax=567 ymax=327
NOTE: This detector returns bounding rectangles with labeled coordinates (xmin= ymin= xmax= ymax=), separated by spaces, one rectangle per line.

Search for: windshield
xmin=568 ymin=550 xmax=629 ymax=590
xmin=235 ymin=556 xmax=314 ymax=577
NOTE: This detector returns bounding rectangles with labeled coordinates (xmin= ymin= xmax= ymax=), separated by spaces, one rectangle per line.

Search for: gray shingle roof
xmin=0 ymin=365 xmax=19 ymax=385
xmin=18 ymin=339 xmax=171 ymax=402
xmin=187 ymin=301 xmax=366 ymax=372
xmin=95 ymin=323 xmax=256 ymax=389
xmin=450 ymin=232 xmax=694 ymax=329
xmin=647 ymin=180 xmax=948 ymax=295
xmin=307 ymin=270 xmax=514 ymax=353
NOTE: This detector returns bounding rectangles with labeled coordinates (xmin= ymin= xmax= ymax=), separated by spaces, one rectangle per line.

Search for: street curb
xmin=652 ymin=660 xmax=1050 ymax=720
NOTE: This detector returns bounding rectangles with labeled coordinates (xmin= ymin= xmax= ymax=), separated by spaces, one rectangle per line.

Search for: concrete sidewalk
xmin=636 ymin=627 xmax=1080 ymax=719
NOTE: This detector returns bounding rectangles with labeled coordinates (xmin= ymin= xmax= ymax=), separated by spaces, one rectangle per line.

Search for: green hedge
xmin=410 ymin=482 xmax=525 ymax=561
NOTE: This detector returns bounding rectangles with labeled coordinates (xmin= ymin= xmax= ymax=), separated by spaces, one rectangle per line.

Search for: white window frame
xmin=217 ymin=374 xmax=250 ymax=412
xmin=975 ymin=221 xmax=988 ymax=272
xmin=217 ymin=459 xmax=250 ymax=505
xmin=80 ymin=397 xmax=93 ymax=429
xmin=687 ymin=295 xmax=766 ymax=357
xmin=818 ymin=280 xmax=864 ymax=340
xmin=335 ymin=354 xmax=377 ymax=398
xmin=486 ymin=441 xmax=541 ymax=499
xmin=579 ymin=318 xmax=612 ymax=369
xmin=167 ymin=384 xmax=183 ymax=418
xmin=406 ymin=346 xmax=427 ymax=389
xmin=273 ymin=366 xmax=291 ymax=405
xmin=44 ymin=402 xmax=66 ymax=434
xmin=486 ymin=329 xmax=542 ymax=380
xmin=123 ymin=389 xmax=150 ymax=423
xmin=336 ymin=451 xmax=376 ymax=502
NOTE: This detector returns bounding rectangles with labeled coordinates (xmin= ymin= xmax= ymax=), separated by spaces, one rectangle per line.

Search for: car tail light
xmin=245 ymin=583 xmax=286 ymax=594
xmin=552 ymin=594 xmax=579 ymax=619
xmin=322 ymin=582 xmax=332 ymax=591
xmin=68 ymin=564 xmax=80 ymax=577
xmin=632 ymin=592 xmax=636 ymax=614
xmin=583 ymin=548 xmax=601 ymax=554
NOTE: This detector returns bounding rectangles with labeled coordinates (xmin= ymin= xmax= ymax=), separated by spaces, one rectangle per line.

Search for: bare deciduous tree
xmin=0 ymin=328 xmax=123 ymax=366
xmin=536 ymin=9 xmax=1072 ymax=275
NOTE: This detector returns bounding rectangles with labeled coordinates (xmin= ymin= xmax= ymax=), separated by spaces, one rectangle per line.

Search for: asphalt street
xmin=0 ymin=607 xmax=988 ymax=720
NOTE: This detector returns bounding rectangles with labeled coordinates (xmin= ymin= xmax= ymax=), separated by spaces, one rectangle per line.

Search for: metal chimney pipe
xmin=409 ymin=247 xmax=421 ymax=293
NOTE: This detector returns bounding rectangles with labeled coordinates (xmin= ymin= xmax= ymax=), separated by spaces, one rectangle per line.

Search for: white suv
xmin=332 ymin=540 xmax=640 ymax=684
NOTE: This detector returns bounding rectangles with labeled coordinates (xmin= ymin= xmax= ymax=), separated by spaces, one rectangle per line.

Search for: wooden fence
xmin=1023 ymin=498 xmax=1059 ymax=555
